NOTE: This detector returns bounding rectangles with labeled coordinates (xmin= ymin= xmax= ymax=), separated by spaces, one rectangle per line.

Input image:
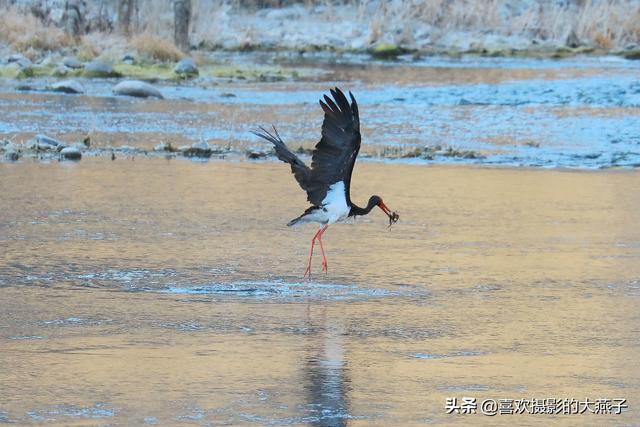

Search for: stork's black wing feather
xmin=252 ymin=88 xmax=361 ymax=207
xmin=251 ymin=126 xmax=311 ymax=194
xmin=307 ymin=88 xmax=361 ymax=206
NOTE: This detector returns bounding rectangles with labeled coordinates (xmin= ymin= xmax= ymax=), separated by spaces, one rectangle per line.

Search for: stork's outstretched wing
xmin=252 ymin=87 xmax=361 ymax=206
xmin=307 ymin=87 xmax=361 ymax=206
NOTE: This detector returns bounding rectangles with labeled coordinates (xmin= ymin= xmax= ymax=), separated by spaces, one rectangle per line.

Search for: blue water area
xmin=0 ymin=55 xmax=638 ymax=168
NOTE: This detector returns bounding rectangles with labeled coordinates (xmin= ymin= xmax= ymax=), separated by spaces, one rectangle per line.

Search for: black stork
xmin=253 ymin=87 xmax=399 ymax=277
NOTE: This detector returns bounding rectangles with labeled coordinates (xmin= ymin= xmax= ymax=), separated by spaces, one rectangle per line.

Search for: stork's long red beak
xmin=377 ymin=200 xmax=399 ymax=226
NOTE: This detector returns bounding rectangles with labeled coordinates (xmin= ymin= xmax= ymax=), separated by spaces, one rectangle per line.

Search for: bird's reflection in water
xmin=303 ymin=308 xmax=350 ymax=427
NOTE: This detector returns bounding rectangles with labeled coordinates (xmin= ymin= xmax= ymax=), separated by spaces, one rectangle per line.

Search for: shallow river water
xmin=1 ymin=53 xmax=639 ymax=168
xmin=1 ymin=158 xmax=639 ymax=425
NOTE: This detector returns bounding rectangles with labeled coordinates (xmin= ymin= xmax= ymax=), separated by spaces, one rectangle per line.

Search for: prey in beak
xmin=377 ymin=200 xmax=400 ymax=227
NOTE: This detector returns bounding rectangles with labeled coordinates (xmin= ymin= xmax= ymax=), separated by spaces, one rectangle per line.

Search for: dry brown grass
xmin=363 ymin=0 xmax=639 ymax=48
xmin=1 ymin=0 xmax=639 ymax=57
xmin=0 ymin=6 xmax=72 ymax=53
xmin=129 ymin=33 xmax=183 ymax=62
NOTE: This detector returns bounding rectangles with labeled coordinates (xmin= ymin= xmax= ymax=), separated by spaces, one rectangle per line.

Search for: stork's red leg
xmin=304 ymin=225 xmax=329 ymax=279
xmin=316 ymin=225 xmax=329 ymax=273
xmin=303 ymin=236 xmax=316 ymax=279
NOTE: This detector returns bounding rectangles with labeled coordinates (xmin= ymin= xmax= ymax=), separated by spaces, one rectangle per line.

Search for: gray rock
xmin=63 ymin=56 xmax=84 ymax=69
xmin=122 ymin=53 xmax=137 ymax=65
xmin=60 ymin=146 xmax=82 ymax=160
xmin=174 ymin=58 xmax=199 ymax=76
xmin=566 ymin=30 xmax=581 ymax=48
xmin=49 ymin=80 xmax=85 ymax=94
xmin=83 ymin=60 xmax=121 ymax=78
xmin=183 ymin=141 xmax=212 ymax=158
xmin=7 ymin=54 xmax=31 ymax=68
xmin=27 ymin=134 xmax=62 ymax=151
xmin=112 ymin=80 xmax=163 ymax=99
xmin=36 ymin=134 xmax=62 ymax=146
xmin=16 ymin=84 xmax=36 ymax=91
xmin=4 ymin=150 xmax=20 ymax=161
xmin=246 ymin=150 xmax=267 ymax=159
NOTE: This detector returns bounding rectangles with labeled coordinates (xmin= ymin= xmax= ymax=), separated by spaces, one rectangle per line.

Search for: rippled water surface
xmin=1 ymin=158 xmax=639 ymax=425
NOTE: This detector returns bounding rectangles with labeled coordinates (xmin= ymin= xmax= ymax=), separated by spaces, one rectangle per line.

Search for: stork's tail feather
xmin=251 ymin=126 xmax=302 ymax=168
xmin=287 ymin=216 xmax=303 ymax=227
xmin=251 ymin=125 xmax=312 ymax=197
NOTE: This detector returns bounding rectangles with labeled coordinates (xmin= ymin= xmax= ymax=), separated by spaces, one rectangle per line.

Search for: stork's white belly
xmin=322 ymin=181 xmax=350 ymax=224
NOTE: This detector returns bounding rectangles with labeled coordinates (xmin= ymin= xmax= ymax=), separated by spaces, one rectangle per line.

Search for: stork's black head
xmin=368 ymin=195 xmax=399 ymax=226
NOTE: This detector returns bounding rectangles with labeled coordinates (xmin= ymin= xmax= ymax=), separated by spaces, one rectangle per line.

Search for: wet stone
xmin=31 ymin=134 xmax=62 ymax=150
xmin=15 ymin=84 xmax=36 ymax=91
xmin=246 ymin=150 xmax=267 ymax=159
xmin=183 ymin=141 xmax=212 ymax=158
xmin=49 ymin=79 xmax=85 ymax=94
xmin=122 ymin=53 xmax=137 ymax=65
xmin=4 ymin=150 xmax=20 ymax=161
xmin=113 ymin=80 xmax=163 ymax=99
xmin=60 ymin=146 xmax=82 ymax=160
xmin=174 ymin=58 xmax=199 ymax=77
xmin=7 ymin=54 xmax=31 ymax=68
xmin=84 ymin=60 xmax=121 ymax=78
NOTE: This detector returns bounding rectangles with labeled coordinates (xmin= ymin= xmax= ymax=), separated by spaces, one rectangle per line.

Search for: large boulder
xmin=174 ymin=58 xmax=198 ymax=77
xmin=49 ymin=80 xmax=85 ymax=94
xmin=112 ymin=80 xmax=163 ymax=99
xmin=83 ymin=60 xmax=121 ymax=78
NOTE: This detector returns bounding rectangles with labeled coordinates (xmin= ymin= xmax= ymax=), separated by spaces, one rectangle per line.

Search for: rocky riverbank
xmin=1 ymin=1 xmax=640 ymax=71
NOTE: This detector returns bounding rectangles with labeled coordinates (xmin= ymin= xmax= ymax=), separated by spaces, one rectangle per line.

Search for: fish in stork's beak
xmin=377 ymin=200 xmax=400 ymax=227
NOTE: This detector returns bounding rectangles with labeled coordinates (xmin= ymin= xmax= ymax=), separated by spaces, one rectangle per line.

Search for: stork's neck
xmin=349 ymin=196 xmax=380 ymax=217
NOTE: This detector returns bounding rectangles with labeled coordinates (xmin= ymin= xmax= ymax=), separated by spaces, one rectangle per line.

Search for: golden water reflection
xmin=1 ymin=158 xmax=639 ymax=425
